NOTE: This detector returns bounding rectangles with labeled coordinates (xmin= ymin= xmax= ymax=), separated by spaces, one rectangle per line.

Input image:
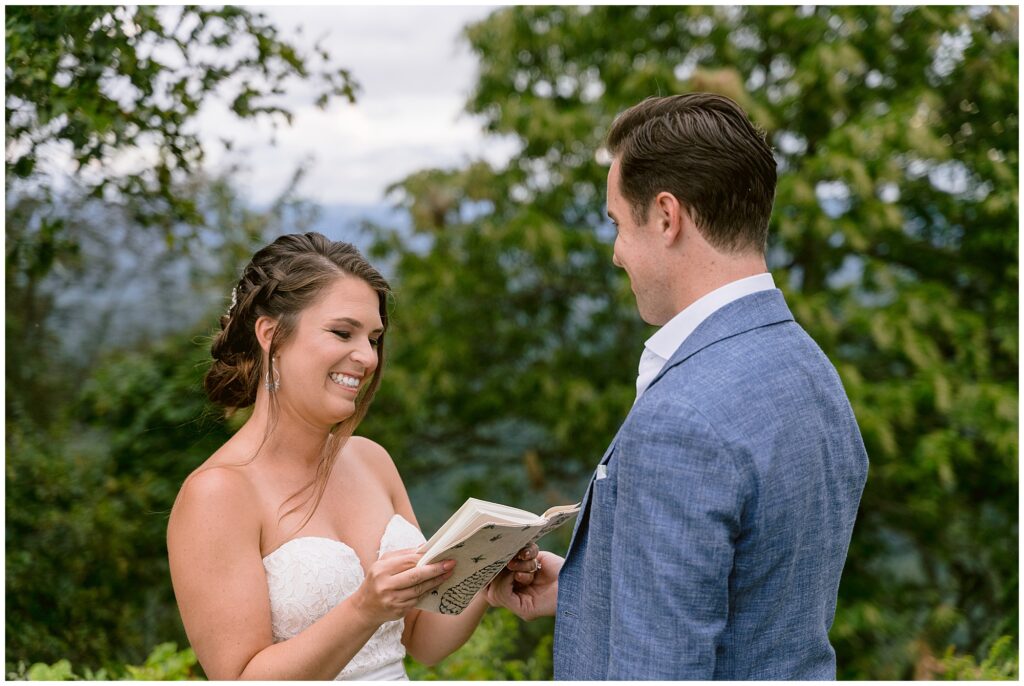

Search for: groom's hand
xmin=504 ymin=542 xmax=540 ymax=586
xmin=486 ymin=551 xmax=563 ymax=620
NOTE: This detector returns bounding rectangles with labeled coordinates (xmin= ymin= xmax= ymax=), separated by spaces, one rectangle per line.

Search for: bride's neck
xmin=239 ymin=398 xmax=332 ymax=469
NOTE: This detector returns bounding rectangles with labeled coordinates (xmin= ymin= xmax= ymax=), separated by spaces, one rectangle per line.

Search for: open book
xmin=414 ymin=498 xmax=580 ymax=615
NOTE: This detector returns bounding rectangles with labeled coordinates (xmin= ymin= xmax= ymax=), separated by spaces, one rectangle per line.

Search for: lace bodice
xmin=262 ymin=514 xmax=426 ymax=680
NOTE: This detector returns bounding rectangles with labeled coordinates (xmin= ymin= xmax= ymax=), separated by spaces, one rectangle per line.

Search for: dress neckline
xmin=262 ymin=512 xmax=413 ymax=563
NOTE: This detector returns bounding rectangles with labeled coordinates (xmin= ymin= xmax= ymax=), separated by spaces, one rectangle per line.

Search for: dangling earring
xmin=264 ymin=358 xmax=281 ymax=392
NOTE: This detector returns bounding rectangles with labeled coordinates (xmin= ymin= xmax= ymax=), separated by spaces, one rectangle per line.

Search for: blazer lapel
xmin=564 ymin=426 xmax=623 ymax=558
xmin=564 ymin=290 xmax=794 ymax=563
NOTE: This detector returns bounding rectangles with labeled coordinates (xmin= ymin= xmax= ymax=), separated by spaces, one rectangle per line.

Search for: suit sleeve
xmin=606 ymin=396 xmax=750 ymax=679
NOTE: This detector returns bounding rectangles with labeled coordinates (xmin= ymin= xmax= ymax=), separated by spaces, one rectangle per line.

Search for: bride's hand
xmin=351 ymin=550 xmax=454 ymax=625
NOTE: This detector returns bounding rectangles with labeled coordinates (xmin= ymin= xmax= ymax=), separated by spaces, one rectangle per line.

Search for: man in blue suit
xmin=488 ymin=93 xmax=869 ymax=679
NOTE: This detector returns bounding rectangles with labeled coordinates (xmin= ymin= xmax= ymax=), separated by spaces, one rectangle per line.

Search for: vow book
xmin=414 ymin=497 xmax=580 ymax=615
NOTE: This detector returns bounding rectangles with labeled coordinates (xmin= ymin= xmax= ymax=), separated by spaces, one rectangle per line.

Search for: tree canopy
xmin=4 ymin=5 xmax=1017 ymax=680
xmin=5 ymin=6 xmax=349 ymax=668
xmin=6 ymin=5 xmax=355 ymax=228
xmin=361 ymin=6 xmax=1018 ymax=679
xmin=6 ymin=5 xmax=349 ymax=425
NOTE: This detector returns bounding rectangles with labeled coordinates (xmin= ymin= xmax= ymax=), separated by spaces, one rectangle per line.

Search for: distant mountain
xmin=46 ymin=201 xmax=409 ymax=365
xmin=305 ymin=202 xmax=423 ymax=281
xmin=301 ymin=202 xmax=410 ymax=253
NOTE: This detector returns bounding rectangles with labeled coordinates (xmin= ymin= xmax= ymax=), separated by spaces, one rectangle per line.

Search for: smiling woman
xmin=255 ymin=277 xmax=385 ymax=441
xmin=166 ymin=232 xmax=540 ymax=680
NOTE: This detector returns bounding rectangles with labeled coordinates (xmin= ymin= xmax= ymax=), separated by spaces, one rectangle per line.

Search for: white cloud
xmin=196 ymin=5 xmax=518 ymax=205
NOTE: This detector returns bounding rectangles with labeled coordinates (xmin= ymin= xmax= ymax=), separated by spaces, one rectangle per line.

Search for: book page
xmin=414 ymin=506 xmax=579 ymax=615
xmin=417 ymin=498 xmax=543 ymax=557
xmin=542 ymin=503 xmax=583 ymax=519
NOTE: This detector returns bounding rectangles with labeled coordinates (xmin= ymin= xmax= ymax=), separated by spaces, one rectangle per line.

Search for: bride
xmin=167 ymin=233 xmax=540 ymax=680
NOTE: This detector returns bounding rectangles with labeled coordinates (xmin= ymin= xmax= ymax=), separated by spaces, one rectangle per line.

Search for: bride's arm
xmin=167 ymin=465 xmax=449 ymax=680
xmin=401 ymin=594 xmax=490 ymax=665
xmin=399 ymin=544 xmax=541 ymax=664
xmin=357 ymin=437 xmax=494 ymax=665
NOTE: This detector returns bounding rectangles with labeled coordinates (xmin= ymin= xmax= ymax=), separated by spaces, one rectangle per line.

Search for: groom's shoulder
xmin=670 ymin=316 xmax=828 ymax=383
xmin=644 ymin=321 xmax=836 ymax=429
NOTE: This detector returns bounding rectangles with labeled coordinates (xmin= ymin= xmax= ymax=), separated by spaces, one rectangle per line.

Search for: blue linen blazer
xmin=553 ymin=289 xmax=868 ymax=680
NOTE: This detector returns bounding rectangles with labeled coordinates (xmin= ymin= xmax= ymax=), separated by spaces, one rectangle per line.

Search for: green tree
xmin=5 ymin=331 xmax=226 ymax=669
xmin=361 ymin=6 xmax=1018 ymax=679
xmin=5 ymin=171 xmax=317 ymax=670
xmin=6 ymin=5 xmax=355 ymax=231
xmin=5 ymin=5 xmax=355 ymax=426
xmin=405 ymin=610 xmax=554 ymax=681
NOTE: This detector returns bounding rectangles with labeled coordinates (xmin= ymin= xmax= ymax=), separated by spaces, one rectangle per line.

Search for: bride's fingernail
xmin=443 ymin=560 xmax=456 ymax=571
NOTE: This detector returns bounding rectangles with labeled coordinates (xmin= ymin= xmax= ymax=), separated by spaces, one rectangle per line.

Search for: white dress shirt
xmin=635 ymin=273 xmax=777 ymax=401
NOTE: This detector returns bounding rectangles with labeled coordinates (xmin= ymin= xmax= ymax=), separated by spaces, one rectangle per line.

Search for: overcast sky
xmin=197 ymin=5 xmax=518 ymax=207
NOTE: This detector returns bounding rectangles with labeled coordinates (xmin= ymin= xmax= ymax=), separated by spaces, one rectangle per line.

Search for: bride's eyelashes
xmin=329 ymin=329 xmax=380 ymax=348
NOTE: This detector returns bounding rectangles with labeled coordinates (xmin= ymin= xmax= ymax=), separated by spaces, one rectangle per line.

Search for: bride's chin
xmin=326 ymin=400 xmax=358 ymax=423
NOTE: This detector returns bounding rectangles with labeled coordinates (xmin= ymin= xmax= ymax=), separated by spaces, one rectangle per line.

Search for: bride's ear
xmin=254 ymin=316 xmax=278 ymax=355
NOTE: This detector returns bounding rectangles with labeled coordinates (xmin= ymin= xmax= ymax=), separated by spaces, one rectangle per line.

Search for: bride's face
xmin=275 ymin=276 xmax=383 ymax=427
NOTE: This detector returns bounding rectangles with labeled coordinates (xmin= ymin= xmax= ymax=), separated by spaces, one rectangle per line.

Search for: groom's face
xmin=607 ymin=158 xmax=668 ymax=325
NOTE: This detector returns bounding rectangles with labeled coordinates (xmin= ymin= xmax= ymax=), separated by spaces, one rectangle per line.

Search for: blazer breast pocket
xmin=591 ymin=461 xmax=618 ymax=511
xmin=585 ymin=461 xmax=618 ymax=561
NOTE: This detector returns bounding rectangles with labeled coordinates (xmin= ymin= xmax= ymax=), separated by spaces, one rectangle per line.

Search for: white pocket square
xmin=595 ymin=464 xmax=608 ymax=481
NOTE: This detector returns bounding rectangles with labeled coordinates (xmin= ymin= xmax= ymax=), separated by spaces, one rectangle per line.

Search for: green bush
xmin=5 ymin=331 xmax=229 ymax=670
xmin=939 ymin=635 xmax=1019 ymax=681
xmin=4 ymin=5 xmax=1018 ymax=680
xmin=405 ymin=609 xmax=554 ymax=680
xmin=6 ymin=643 xmax=199 ymax=680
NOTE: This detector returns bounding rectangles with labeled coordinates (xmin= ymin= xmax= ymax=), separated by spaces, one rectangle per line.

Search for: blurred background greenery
xmin=5 ymin=5 xmax=1018 ymax=680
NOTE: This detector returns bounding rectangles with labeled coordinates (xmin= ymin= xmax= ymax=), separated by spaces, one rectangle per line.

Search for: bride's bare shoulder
xmin=169 ymin=450 xmax=260 ymax=536
xmin=182 ymin=444 xmax=257 ymax=494
xmin=343 ymin=436 xmax=415 ymax=519
xmin=344 ymin=436 xmax=401 ymax=480
xmin=345 ymin=435 xmax=390 ymax=460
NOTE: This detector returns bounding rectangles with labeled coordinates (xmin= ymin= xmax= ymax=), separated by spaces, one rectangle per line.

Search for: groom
xmin=488 ymin=93 xmax=869 ymax=679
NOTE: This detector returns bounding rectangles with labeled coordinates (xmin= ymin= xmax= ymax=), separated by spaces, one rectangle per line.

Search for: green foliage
xmin=4 ymin=120 xmax=319 ymax=670
xmin=5 ymin=332 xmax=230 ymax=670
xmin=5 ymin=164 xmax=313 ymax=673
xmin=361 ymin=5 xmax=1019 ymax=680
xmin=7 ymin=643 xmax=198 ymax=680
xmin=6 ymin=5 xmax=355 ymax=231
xmin=406 ymin=610 xmax=554 ymax=680
xmin=5 ymin=5 xmax=355 ymax=356
xmin=4 ymin=5 xmax=1018 ymax=680
xmin=939 ymin=635 xmax=1019 ymax=680
xmin=121 ymin=643 xmax=200 ymax=681
xmin=7 ymin=167 xmax=317 ymax=412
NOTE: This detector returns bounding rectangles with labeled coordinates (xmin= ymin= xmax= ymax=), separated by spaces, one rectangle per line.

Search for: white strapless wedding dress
xmin=262 ymin=513 xmax=426 ymax=680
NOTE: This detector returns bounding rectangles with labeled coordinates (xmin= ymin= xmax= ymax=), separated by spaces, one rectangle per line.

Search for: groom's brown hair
xmin=606 ymin=93 xmax=777 ymax=254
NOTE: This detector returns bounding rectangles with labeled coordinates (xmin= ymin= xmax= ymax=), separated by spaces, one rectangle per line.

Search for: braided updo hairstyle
xmin=206 ymin=232 xmax=391 ymax=525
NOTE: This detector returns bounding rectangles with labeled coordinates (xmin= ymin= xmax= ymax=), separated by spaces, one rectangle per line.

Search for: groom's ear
xmin=654 ymin=191 xmax=685 ymax=246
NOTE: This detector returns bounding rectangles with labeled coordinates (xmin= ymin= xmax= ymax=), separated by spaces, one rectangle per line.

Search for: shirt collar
xmin=645 ymin=272 xmax=777 ymax=361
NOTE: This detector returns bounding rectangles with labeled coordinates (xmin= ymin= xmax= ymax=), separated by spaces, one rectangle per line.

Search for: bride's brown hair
xmin=205 ymin=232 xmax=391 ymax=527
